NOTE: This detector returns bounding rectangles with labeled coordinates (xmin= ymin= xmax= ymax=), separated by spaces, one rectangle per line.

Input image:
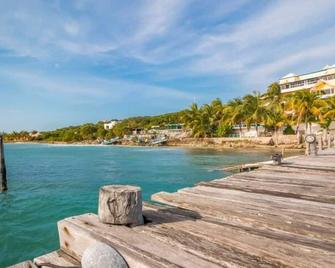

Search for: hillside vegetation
xmin=3 ymin=111 xmax=185 ymax=143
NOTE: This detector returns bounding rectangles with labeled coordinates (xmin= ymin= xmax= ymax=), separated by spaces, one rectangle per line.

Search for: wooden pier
xmin=10 ymin=148 xmax=335 ymax=268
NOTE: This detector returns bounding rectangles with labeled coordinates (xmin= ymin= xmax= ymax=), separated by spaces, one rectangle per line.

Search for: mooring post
xmin=317 ymin=135 xmax=323 ymax=151
xmin=0 ymin=135 xmax=7 ymax=192
xmin=305 ymin=134 xmax=317 ymax=156
xmin=98 ymin=185 xmax=144 ymax=226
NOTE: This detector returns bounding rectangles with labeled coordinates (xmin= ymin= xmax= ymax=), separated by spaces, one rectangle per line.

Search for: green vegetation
xmin=3 ymin=82 xmax=335 ymax=143
xmin=3 ymin=111 xmax=185 ymax=143
xmin=182 ymin=83 xmax=335 ymax=145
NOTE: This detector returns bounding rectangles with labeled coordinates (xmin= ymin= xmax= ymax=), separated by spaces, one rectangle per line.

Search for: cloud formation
xmin=1 ymin=0 xmax=335 ymax=130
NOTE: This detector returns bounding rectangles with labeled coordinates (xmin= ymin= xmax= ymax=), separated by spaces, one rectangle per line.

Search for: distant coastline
xmin=4 ymin=83 xmax=334 ymax=150
xmin=5 ymin=137 xmax=305 ymax=151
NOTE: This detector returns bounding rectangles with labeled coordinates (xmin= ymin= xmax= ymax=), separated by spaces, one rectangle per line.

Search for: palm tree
xmin=210 ymin=98 xmax=224 ymax=122
xmin=222 ymin=98 xmax=244 ymax=137
xmin=209 ymin=99 xmax=225 ymax=137
xmin=183 ymin=103 xmax=214 ymax=138
xmin=241 ymin=92 xmax=269 ymax=137
xmin=323 ymin=97 xmax=335 ymax=121
xmin=263 ymin=82 xmax=287 ymax=145
xmin=266 ymin=83 xmax=281 ymax=100
xmin=264 ymin=110 xmax=286 ymax=146
xmin=287 ymin=91 xmax=327 ymax=134
xmin=319 ymin=97 xmax=335 ymax=134
xmin=201 ymin=104 xmax=216 ymax=137
xmin=183 ymin=103 xmax=201 ymax=137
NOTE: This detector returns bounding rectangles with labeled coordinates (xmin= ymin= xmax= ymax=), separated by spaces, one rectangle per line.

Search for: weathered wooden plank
xmin=34 ymin=250 xmax=80 ymax=268
xmin=281 ymin=156 xmax=335 ymax=172
xmin=7 ymin=260 xmax=37 ymax=268
xmin=59 ymin=213 xmax=222 ymax=268
xmin=58 ymin=216 xmax=159 ymax=268
xmin=227 ymin=170 xmax=335 ymax=186
xmin=180 ymin=185 xmax=335 ymax=219
xmin=260 ymin=165 xmax=335 ymax=179
xmin=152 ymin=189 xmax=335 ymax=244
xmin=199 ymin=178 xmax=335 ymax=204
xmin=138 ymin=206 xmax=335 ymax=268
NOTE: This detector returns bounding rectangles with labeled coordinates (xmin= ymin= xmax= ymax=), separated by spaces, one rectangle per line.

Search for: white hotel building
xmin=279 ymin=65 xmax=335 ymax=98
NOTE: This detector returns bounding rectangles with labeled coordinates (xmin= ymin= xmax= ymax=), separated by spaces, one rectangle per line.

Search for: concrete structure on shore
xmin=149 ymin=123 xmax=187 ymax=139
xmin=231 ymin=124 xmax=266 ymax=138
xmin=279 ymin=64 xmax=335 ymax=98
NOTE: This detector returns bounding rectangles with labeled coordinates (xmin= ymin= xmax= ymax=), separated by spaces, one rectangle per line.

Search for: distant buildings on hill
xmin=103 ymin=119 xmax=119 ymax=130
xmin=279 ymin=65 xmax=335 ymax=98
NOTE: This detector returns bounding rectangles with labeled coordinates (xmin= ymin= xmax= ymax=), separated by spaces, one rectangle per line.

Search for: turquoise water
xmin=1 ymin=144 xmax=280 ymax=266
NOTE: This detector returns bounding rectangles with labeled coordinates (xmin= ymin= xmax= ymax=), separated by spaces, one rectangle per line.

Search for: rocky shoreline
xmin=7 ymin=135 xmax=304 ymax=150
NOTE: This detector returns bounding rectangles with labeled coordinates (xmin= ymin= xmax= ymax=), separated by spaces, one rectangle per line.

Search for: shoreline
xmin=5 ymin=140 xmax=305 ymax=153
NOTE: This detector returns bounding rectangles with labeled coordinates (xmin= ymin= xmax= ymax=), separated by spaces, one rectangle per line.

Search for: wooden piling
xmin=0 ymin=135 xmax=7 ymax=192
xmin=98 ymin=185 xmax=144 ymax=226
xmin=317 ymin=135 xmax=323 ymax=151
xmin=305 ymin=134 xmax=317 ymax=156
xmin=327 ymin=133 xmax=332 ymax=148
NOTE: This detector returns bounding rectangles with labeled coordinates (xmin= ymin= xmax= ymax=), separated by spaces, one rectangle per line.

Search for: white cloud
xmin=0 ymin=67 xmax=201 ymax=104
xmin=132 ymin=0 xmax=184 ymax=43
xmin=1 ymin=0 xmax=335 ymax=97
xmin=186 ymin=0 xmax=335 ymax=90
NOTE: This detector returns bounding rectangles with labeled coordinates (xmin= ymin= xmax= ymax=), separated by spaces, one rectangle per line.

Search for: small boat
xmin=150 ymin=136 xmax=168 ymax=145
xmin=101 ymin=137 xmax=120 ymax=145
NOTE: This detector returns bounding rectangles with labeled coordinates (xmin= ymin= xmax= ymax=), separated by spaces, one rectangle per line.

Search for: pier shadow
xmin=141 ymin=204 xmax=202 ymax=226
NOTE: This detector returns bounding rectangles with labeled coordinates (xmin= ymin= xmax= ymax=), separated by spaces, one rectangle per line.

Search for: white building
xmin=231 ymin=124 xmax=266 ymax=138
xmin=279 ymin=65 xmax=335 ymax=98
xmin=103 ymin=120 xmax=119 ymax=130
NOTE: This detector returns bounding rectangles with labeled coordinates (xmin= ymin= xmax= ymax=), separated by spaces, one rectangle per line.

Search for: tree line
xmin=3 ymin=83 xmax=335 ymax=143
xmin=182 ymin=83 xmax=335 ymax=145
xmin=3 ymin=112 xmax=185 ymax=143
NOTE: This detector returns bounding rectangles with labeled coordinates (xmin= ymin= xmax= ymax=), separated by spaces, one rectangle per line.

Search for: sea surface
xmin=0 ymin=144 xmax=293 ymax=266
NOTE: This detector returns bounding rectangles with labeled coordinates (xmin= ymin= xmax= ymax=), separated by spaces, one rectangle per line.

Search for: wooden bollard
xmin=305 ymin=134 xmax=317 ymax=156
xmin=98 ymin=185 xmax=144 ymax=226
xmin=0 ymin=135 xmax=7 ymax=192
xmin=318 ymin=135 xmax=323 ymax=151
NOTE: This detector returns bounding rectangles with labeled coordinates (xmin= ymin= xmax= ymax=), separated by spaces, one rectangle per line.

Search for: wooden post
xmin=98 ymin=185 xmax=143 ymax=226
xmin=305 ymin=134 xmax=317 ymax=156
xmin=0 ymin=135 xmax=7 ymax=192
xmin=317 ymin=135 xmax=323 ymax=151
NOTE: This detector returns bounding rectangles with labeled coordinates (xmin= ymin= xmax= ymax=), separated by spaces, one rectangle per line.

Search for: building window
xmin=280 ymin=84 xmax=290 ymax=90
xmin=307 ymin=78 xmax=318 ymax=84
xmin=290 ymin=80 xmax=305 ymax=88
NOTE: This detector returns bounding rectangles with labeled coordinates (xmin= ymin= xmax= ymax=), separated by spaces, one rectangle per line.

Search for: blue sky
xmin=1 ymin=0 xmax=335 ymax=131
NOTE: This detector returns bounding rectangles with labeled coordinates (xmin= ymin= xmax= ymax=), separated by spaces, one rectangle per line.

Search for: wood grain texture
xmin=98 ymin=185 xmax=144 ymax=225
xmin=58 ymin=213 xmax=222 ymax=268
xmin=151 ymin=148 xmax=335 ymax=267
xmin=34 ymin=250 xmax=80 ymax=268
